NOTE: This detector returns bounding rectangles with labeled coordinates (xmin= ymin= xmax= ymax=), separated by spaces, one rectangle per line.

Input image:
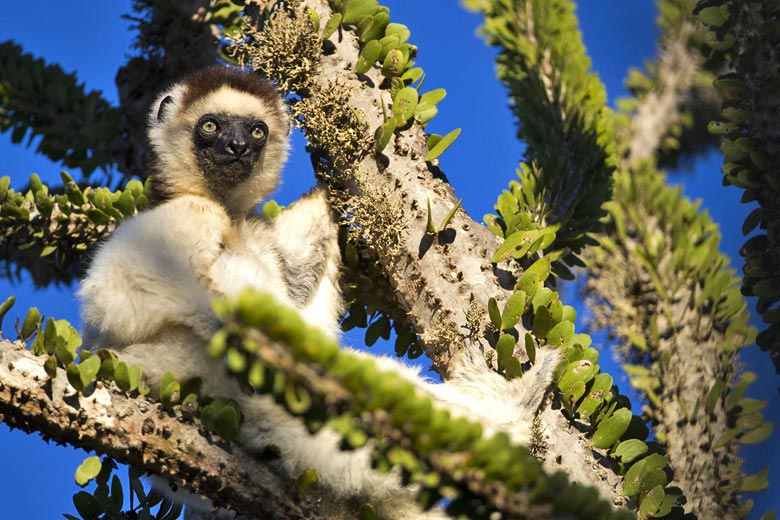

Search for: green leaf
xmin=496 ymin=333 xmax=515 ymax=372
xmin=638 ymin=485 xmax=665 ymax=519
xmin=614 ymin=439 xmax=648 ymax=464
xmin=415 ymin=88 xmax=445 ymax=123
xmin=296 ymin=468 xmax=318 ymax=491
xmin=226 ymin=347 xmax=247 ymax=373
xmin=491 ymin=229 xmax=546 ymax=263
xmin=356 ymin=12 xmax=382 ymax=42
xmin=500 ymin=290 xmax=526 ymax=330
xmin=285 ymin=382 xmax=313 ymax=415
xmin=505 ymin=357 xmax=524 ymax=379
xmin=392 ymin=86 xmax=418 ymax=124
xmin=114 ymin=362 xmax=142 ymax=393
xmin=306 ymin=7 xmax=320 ymax=32
xmin=248 ymin=360 xmax=266 ymax=389
xmin=487 ymin=297 xmax=501 ymax=329
xmin=78 ymin=355 xmax=101 ymax=389
xmin=437 ymin=198 xmax=462 ymax=232
xmin=355 ymin=39 xmax=382 ymax=74
xmin=20 ymin=306 xmax=40 ymax=339
xmin=72 ymin=491 xmax=102 ymax=520
xmin=40 ymin=244 xmax=58 ymax=257
xmin=75 ymin=456 xmax=103 ymax=487
xmin=739 ymin=422 xmax=773 ymax=445
xmin=0 ymin=295 xmax=16 ymax=333
xmin=424 ymin=128 xmax=460 ymax=161
xmin=705 ymin=379 xmax=725 ymax=414
xmin=160 ymin=372 xmax=181 ymax=407
xmin=365 ymin=315 xmax=391 ymax=346
xmin=342 ymin=0 xmax=379 ymax=25
xmin=108 ymin=475 xmax=123 ymax=515
xmin=524 ymin=333 xmax=536 ymax=364
xmin=698 ymin=5 xmax=729 ymax=27
xmin=44 ymin=355 xmax=58 ymax=379
xmin=375 ymin=117 xmax=396 ymax=153
xmin=358 ymin=503 xmax=377 ymax=520
xmin=622 ymin=454 xmax=669 ymax=497
xmin=321 ymin=13 xmax=342 ymax=41
xmin=591 ymin=408 xmax=632 ymax=449
xmin=532 ymin=305 xmax=554 ymax=339
xmin=738 ymin=467 xmax=769 ymax=492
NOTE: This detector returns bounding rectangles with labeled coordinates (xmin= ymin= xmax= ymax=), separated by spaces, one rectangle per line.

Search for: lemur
xmin=78 ymin=65 xmax=561 ymax=519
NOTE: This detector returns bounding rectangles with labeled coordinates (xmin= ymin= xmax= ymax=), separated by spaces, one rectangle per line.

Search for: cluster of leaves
xmin=1 ymin=296 xmax=147 ymax=395
xmin=68 ymin=456 xmax=182 ymax=520
xmin=326 ymin=0 xmax=460 ymax=159
xmin=208 ymin=288 xmax=633 ymax=520
xmin=486 ymin=225 xmax=683 ymax=518
xmin=696 ymin=0 xmax=780 ymax=374
xmin=0 ymin=173 xmax=147 ymax=286
xmin=466 ymin=0 xmax=616 ymax=277
xmin=0 ymin=41 xmax=121 ymax=177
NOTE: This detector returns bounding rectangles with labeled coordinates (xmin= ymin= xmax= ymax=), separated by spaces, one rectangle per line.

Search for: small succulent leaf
xmin=524 ymin=333 xmax=536 ymax=364
xmin=72 ymin=491 xmax=102 ymax=520
xmin=738 ymin=467 xmax=769 ymax=492
xmin=495 ymin=333 xmax=515 ymax=372
xmin=355 ymin=39 xmax=382 ymax=74
xmin=437 ymin=198 xmax=461 ymax=232
xmin=321 ymin=13 xmax=342 ymax=41
xmin=392 ymin=86 xmax=418 ymax=124
xmin=20 ymin=306 xmax=41 ymax=339
xmin=296 ymin=468 xmax=318 ymax=491
xmin=424 ymin=128 xmax=460 ymax=161
xmin=487 ymin=297 xmax=501 ymax=329
xmin=0 ymin=295 xmax=16 ymax=333
xmin=638 ymin=485 xmax=665 ymax=519
xmin=75 ymin=456 xmax=103 ymax=487
xmin=591 ymin=408 xmax=632 ymax=449
xmin=614 ymin=439 xmax=648 ymax=464
xmin=500 ymin=290 xmax=526 ymax=330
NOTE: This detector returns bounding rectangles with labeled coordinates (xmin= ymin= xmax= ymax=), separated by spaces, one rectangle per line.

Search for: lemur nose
xmin=226 ymin=139 xmax=249 ymax=157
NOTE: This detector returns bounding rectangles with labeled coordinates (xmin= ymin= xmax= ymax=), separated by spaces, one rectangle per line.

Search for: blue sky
xmin=0 ymin=1 xmax=777 ymax=518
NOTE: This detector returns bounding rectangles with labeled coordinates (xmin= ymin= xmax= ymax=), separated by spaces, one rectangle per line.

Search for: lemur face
xmin=146 ymin=66 xmax=291 ymax=216
xmin=192 ymin=112 xmax=270 ymax=193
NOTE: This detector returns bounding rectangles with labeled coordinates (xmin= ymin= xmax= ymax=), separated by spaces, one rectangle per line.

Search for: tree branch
xmin=0 ymin=339 xmax=343 ymax=520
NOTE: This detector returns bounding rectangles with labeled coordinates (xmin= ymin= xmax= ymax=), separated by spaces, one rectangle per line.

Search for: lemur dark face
xmin=193 ymin=113 xmax=270 ymax=193
xmin=146 ymin=66 xmax=291 ymax=216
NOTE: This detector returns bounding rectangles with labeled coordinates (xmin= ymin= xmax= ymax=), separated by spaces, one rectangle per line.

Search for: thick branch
xmin=0 ymin=340 xmax=341 ymax=520
xmin=584 ymin=164 xmax=761 ymax=518
xmin=296 ymin=0 xmax=626 ymax=504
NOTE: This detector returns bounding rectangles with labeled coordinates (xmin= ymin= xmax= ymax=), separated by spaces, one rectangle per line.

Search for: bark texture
xmin=0 ymin=339 xmax=345 ymax=520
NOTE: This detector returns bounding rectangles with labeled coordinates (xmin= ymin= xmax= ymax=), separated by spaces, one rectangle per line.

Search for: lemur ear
xmin=157 ymin=95 xmax=175 ymax=123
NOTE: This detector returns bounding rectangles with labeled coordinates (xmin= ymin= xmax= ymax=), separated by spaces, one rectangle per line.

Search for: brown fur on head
xmin=146 ymin=66 xmax=290 ymax=216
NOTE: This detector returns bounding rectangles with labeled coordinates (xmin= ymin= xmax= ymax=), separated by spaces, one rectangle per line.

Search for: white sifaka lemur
xmin=78 ymin=65 xmax=561 ymax=519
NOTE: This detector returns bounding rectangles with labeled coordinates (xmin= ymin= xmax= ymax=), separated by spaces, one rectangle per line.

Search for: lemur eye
xmin=251 ymin=123 xmax=268 ymax=140
xmin=200 ymin=119 xmax=218 ymax=133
